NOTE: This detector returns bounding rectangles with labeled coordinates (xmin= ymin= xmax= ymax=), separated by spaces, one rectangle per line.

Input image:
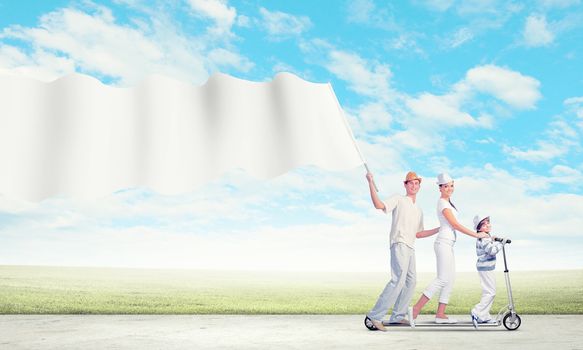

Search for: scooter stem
xmin=502 ymin=245 xmax=515 ymax=313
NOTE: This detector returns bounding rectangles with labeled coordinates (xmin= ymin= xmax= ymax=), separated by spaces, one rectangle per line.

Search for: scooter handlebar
xmin=494 ymin=237 xmax=511 ymax=244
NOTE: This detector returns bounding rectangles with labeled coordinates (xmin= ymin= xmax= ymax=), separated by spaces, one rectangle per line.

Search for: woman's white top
xmin=436 ymin=198 xmax=457 ymax=243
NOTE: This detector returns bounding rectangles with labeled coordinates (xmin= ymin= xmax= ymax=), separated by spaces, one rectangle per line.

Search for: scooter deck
xmin=414 ymin=321 xmax=499 ymax=327
xmin=382 ymin=320 xmax=500 ymax=327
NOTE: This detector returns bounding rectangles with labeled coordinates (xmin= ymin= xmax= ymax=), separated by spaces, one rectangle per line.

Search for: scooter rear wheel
xmin=503 ymin=313 xmax=521 ymax=330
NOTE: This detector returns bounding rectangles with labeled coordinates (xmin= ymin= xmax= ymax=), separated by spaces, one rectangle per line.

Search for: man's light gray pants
xmin=367 ymin=242 xmax=416 ymax=322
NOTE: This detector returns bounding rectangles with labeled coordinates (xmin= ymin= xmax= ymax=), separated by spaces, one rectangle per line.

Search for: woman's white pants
xmin=423 ymin=240 xmax=455 ymax=304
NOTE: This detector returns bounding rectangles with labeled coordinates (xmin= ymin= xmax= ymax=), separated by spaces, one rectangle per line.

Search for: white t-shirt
xmin=383 ymin=195 xmax=424 ymax=249
xmin=436 ymin=198 xmax=457 ymax=243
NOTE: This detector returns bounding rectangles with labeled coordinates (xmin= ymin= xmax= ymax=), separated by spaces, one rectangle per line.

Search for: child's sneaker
xmin=471 ymin=312 xmax=479 ymax=329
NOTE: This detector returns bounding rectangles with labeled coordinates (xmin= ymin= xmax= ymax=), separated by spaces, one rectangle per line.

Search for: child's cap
xmin=473 ymin=215 xmax=490 ymax=231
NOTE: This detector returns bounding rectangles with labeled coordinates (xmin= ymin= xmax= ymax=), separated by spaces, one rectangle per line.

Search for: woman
xmin=412 ymin=173 xmax=488 ymax=324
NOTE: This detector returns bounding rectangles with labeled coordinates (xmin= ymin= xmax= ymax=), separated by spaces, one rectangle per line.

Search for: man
xmin=364 ymin=171 xmax=439 ymax=331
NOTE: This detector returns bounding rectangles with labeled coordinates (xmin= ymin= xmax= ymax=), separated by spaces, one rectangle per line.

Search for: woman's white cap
xmin=436 ymin=173 xmax=453 ymax=185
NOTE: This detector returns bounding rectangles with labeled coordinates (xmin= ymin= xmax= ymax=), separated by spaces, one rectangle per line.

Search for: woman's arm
xmin=416 ymin=227 xmax=440 ymax=238
xmin=442 ymin=208 xmax=488 ymax=238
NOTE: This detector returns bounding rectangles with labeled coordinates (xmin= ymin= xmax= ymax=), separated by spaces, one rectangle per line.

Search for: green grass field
xmin=1 ymin=265 xmax=581 ymax=314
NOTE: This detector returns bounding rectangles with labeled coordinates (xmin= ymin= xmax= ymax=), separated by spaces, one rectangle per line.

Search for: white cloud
xmin=564 ymin=96 xmax=583 ymax=105
xmin=547 ymin=119 xmax=578 ymax=139
xmin=236 ymin=14 xmax=251 ymax=27
xmin=420 ymin=0 xmax=522 ymax=21
xmin=564 ymin=96 xmax=583 ymax=119
xmin=2 ymin=164 xmax=582 ymax=272
xmin=393 ymin=64 xmax=540 ymax=155
xmin=346 ymin=0 xmax=376 ymax=22
xmin=299 ymin=43 xmax=402 ymax=149
xmin=503 ymin=118 xmax=580 ymax=163
xmin=259 ymin=7 xmax=311 ymax=39
xmin=271 ymin=61 xmax=298 ymax=75
xmin=351 ymin=102 xmax=393 ymax=132
xmin=2 ymin=7 xmax=167 ymax=82
xmin=404 ymin=65 xmax=540 ymax=129
xmin=455 ymin=0 xmax=499 ymax=15
xmin=0 ymin=7 xmax=200 ymax=84
xmin=346 ymin=0 xmax=398 ymax=30
xmin=0 ymin=4 xmax=254 ymax=85
xmin=465 ymin=65 xmax=541 ymax=109
xmin=0 ymin=44 xmax=76 ymax=81
xmin=326 ymin=50 xmax=393 ymax=100
xmin=345 ymin=1 xmax=421 ymax=55
xmin=426 ymin=156 xmax=453 ymax=173
xmin=418 ymin=0 xmax=455 ymax=12
xmin=302 ymin=40 xmax=540 ymax=157
xmin=388 ymin=34 xmax=425 ymax=55
xmin=208 ymin=48 xmax=254 ymax=72
xmin=523 ymin=14 xmax=555 ymax=47
xmin=443 ymin=27 xmax=474 ymax=48
xmin=476 ymin=137 xmax=496 ymax=144
xmin=432 ymin=1 xmax=522 ymax=50
xmin=299 ymin=39 xmax=398 ymax=102
xmin=384 ymin=127 xmax=446 ymax=154
xmin=550 ymin=165 xmax=582 ymax=185
xmin=406 ymin=93 xmax=478 ymax=126
xmin=539 ymin=0 xmax=581 ymax=8
xmin=503 ymin=142 xmax=569 ymax=162
xmin=187 ymin=0 xmax=237 ymax=37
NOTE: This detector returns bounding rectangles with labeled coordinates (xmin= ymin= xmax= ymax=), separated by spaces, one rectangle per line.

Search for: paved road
xmin=1 ymin=315 xmax=582 ymax=350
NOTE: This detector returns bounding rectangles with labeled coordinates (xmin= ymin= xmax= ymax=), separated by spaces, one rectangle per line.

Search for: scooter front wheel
xmin=503 ymin=313 xmax=521 ymax=330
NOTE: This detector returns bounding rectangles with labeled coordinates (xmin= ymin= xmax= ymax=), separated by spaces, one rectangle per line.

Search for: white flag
xmin=0 ymin=72 xmax=364 ymax=201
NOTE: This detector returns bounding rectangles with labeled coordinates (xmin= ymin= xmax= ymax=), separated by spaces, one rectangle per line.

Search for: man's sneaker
xmin=364 ymin=316 xmax=387 ymax=331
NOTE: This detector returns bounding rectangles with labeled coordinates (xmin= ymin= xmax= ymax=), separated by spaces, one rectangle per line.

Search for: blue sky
xmin=0 ymin=0 xmax=582 ymax=272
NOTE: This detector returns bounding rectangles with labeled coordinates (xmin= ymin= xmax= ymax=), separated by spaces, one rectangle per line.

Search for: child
xmin=470 ymin=215 xmax=504 ymax=325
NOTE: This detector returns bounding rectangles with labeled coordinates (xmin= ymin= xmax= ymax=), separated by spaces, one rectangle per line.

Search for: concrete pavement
xmin=1 ymin=315 xmax=582 ymax=350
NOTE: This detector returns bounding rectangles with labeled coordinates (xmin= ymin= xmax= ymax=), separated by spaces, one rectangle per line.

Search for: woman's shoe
xmin=408 ymin=307 xmax=416 ymax=328
xmin=435 ymin=317 xmax=458 ymax=324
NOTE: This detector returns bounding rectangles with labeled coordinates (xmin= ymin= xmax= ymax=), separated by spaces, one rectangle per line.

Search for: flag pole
xmin=327 ymin=83 xmax=379 ymax=192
